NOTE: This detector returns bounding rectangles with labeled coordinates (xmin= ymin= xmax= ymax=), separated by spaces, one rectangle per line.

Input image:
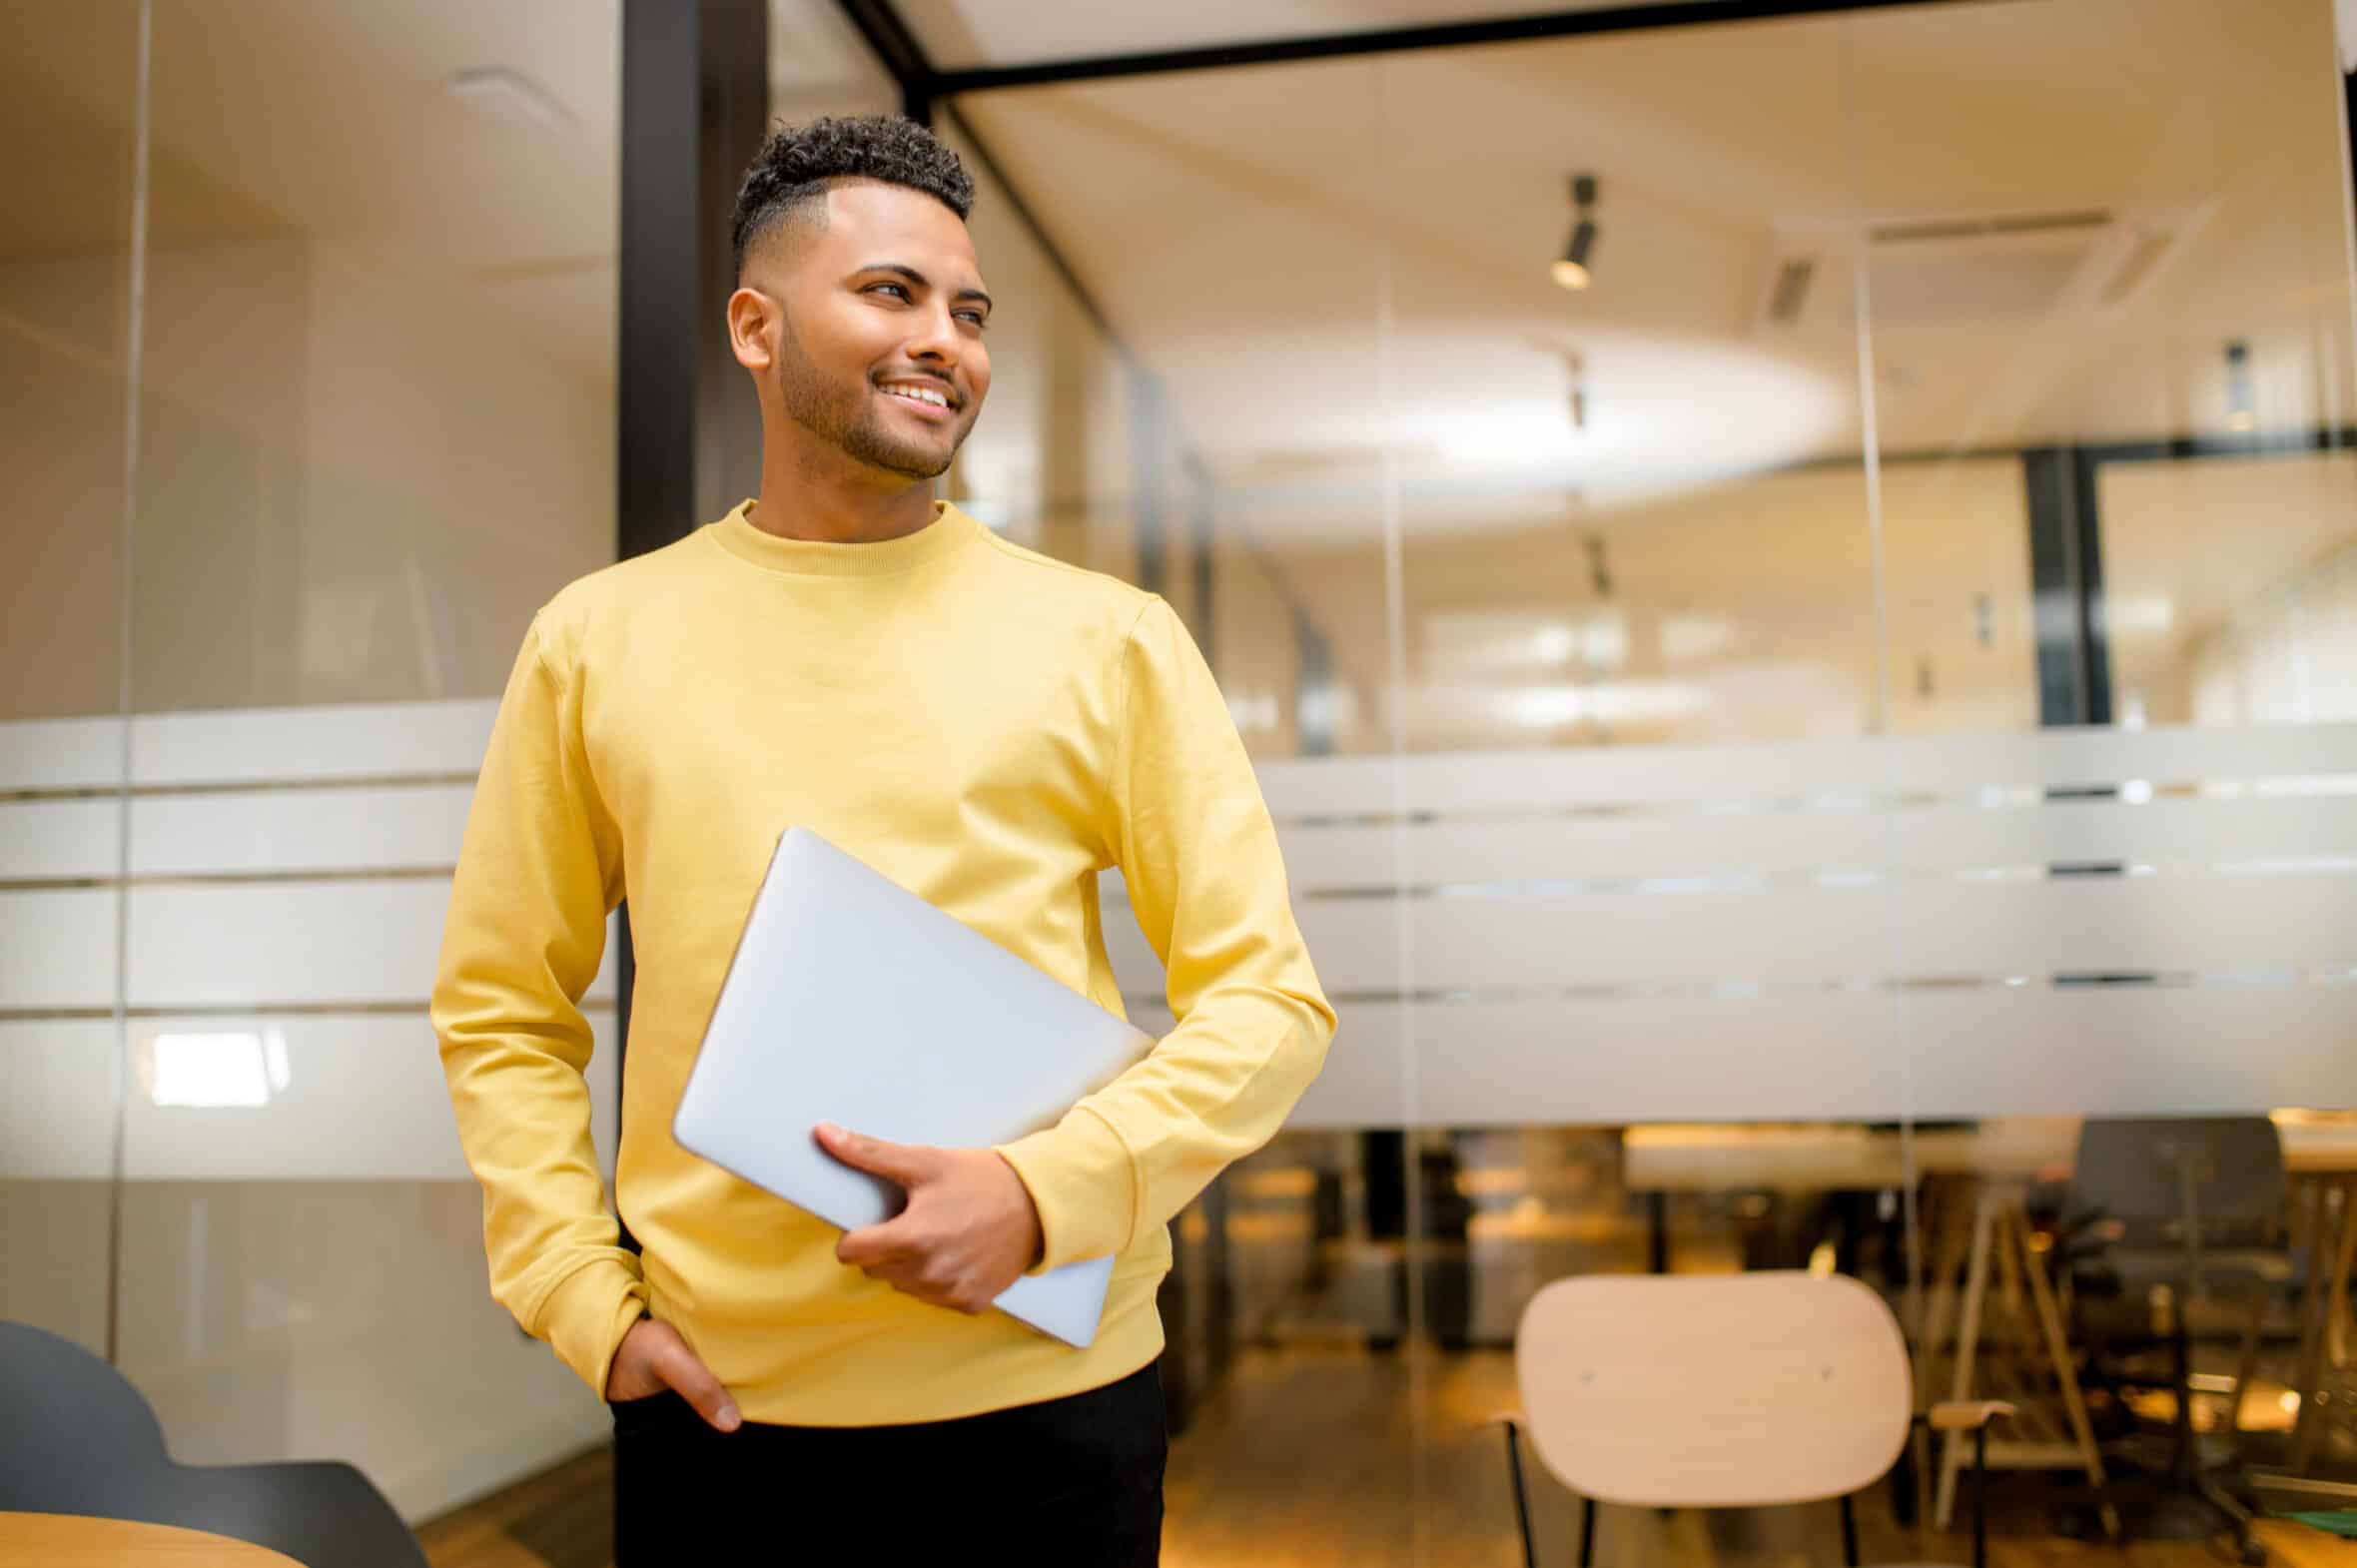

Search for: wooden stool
xmin=1924 ymin=1179 xmax=2120 ymax=1540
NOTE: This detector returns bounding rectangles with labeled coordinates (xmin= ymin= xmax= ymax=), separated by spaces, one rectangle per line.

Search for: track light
xmin=2224 ymin=340 xmax=2256 ymax=433
xmin=1553 ymin=174 xmax=1600 ymax=292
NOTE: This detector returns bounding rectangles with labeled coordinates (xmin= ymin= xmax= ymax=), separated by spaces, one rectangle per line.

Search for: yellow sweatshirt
xmin=431 ymin=499 xmax=1334 ymax=1426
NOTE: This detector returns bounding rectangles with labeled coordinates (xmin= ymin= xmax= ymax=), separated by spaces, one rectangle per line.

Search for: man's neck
xmin=748 ymin=435 xmax=939 ymax=544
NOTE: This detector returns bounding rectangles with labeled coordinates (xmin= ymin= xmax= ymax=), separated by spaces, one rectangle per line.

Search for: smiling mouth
xmin=878 ymin=381 xmax=957 ymax=412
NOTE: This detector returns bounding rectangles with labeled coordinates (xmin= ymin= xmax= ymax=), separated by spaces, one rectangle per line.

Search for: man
xmin=431 ymin=115 xmax=1334 ymax=1563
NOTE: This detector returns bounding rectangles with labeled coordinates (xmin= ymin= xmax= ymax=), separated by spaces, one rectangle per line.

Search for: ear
xmin=727 ymin=285 xmax=777 ymax=373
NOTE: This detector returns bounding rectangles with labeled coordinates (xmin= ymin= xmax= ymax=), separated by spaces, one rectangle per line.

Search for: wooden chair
xmin=1499 ymin=1272 xmax=2008 ymax=1567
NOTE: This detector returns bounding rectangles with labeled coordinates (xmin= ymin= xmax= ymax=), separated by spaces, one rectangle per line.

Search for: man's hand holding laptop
xmin=817 ymin=1123 xmax=1046 ymax=1314
xmin=603 ymin=1125 xmax=1046 ymax=1433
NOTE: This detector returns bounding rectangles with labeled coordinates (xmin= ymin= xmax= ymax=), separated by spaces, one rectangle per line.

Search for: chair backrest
xmin=0 ymin=1321 xmax=427 ymax=1568
xmin=1515 ymin=1272 xmax=1911 ymax=1509
xmin=0 ymin=1320 xmax=175 ymax=1504
xmin=2072 ymin=1117 xmax=2285 ymax=1234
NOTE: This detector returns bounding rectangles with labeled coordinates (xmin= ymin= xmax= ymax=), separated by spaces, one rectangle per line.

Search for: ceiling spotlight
xmin=2224 ymin=340 xmax=2256 ymax=433
xmin=1553 ymin=173 xmax=1600 ymax=292
xmin=1553 ymin=222 xmax=1597 ymax=291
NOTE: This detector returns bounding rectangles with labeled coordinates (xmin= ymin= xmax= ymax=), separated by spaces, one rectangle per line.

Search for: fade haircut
xmin=729 ymin=115 xmax=976 ymax=277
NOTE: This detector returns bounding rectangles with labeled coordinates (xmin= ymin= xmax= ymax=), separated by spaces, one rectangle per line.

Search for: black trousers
xmin=611 ymin=1360 xmax=1168 ymax=1564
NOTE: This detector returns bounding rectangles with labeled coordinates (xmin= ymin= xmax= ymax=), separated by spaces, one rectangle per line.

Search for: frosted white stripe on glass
xmin=127 ymin=880 xmax=617 ymax=1010
xmin=0 ymin=890 xmax=119 ymax=1011
xmin=130 ymin=699 xmax=496 ymax=786
xmin=1256 ymin=724 xmax=2357 ymax=818
xmin=1273 ymin=794 xmax=2357 ymax=892
xmin=0 ymin=799 xmax=120 ymax=881
xmin=130 ymin=786 xmax=474 ymax=877
xmin=0 ymin=715 xmax=126 ymax=793
xmin=0 ymin=1022 xmax=120 ymax=1178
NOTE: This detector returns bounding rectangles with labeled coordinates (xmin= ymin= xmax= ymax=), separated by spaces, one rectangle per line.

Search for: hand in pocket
xmin=605 ymin=1318 xmax=741 ymax=1432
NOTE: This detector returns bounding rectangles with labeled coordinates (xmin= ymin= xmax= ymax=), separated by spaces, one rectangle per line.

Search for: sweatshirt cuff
xmin=997 ymin=1103 xmax=1137 ymax=1272
xmin=533 ymin=1255 xmax=648 ymax=1398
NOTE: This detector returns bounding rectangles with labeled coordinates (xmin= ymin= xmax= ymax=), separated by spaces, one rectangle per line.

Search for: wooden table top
xmin=1622 ymin=1112 xmax=2357 ymax=1192
xmin=0 ymin=1513 xmax=307 ymax=1566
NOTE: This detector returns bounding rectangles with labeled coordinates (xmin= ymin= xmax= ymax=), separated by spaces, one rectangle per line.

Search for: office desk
xmin=0 ymin=1513 xmax=305 ymax=1565
xmin=1622 ymin=1113 xmax=2357 ymax=1195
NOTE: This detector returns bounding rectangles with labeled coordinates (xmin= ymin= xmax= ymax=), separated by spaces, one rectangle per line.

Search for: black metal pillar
xmin=1132 ymin=372 xmax=1171 ymax=596
xmin=621 ymin=0 xmax=768 ymax=560
xmin=1296 ymin=613 xmax=1338 ymax=756
xmin=615 ymin=0 xmax=770 ymax=1208
xmin=2021 ymin=447 xmax=2111 ymax=727
xmin=1186 ymin=455 xmax=1218 ymax=665
xmin=835 ymin=0 xmax=940 ymax=124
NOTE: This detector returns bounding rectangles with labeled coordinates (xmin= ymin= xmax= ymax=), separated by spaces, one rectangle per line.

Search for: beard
xmin=774 ymin=316 xmax=962 ymax=481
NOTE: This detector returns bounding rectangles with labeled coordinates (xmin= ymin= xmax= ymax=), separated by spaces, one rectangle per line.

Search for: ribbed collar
xmin=706 ymin=497 xmax=981 ymax=578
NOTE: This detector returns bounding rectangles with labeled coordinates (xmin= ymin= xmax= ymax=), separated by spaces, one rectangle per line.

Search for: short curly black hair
xmin=730 ymin=115 xmax=976 ymax=276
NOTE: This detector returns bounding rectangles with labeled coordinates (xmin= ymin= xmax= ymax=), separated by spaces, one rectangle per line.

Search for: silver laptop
xmin=672 ymin=827 xmax=1155 ymax=1348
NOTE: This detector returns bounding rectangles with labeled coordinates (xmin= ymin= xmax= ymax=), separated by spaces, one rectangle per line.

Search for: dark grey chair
xmin=0 ymin=1320 xmax=426 ymax=1568
xmin=2065 ymin=1117 xmax=2295 ymax=1567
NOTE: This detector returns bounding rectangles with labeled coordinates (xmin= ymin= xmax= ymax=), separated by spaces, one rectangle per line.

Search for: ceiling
xmin=927 ymin=0 xmax=2356 ymax=745
xmin=957 ymin=0 xmax=2356 ymax=527
xmin=894 ymin=0 xmax=1708 ymax=71
xmin=8 ymin=0 xmax=2346 ymax=479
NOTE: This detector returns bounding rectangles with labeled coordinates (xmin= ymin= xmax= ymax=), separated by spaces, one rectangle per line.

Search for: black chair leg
xmin=1578 ymin=1494 xmax=1596 ymax=1568
xmin=2195 ymin=1470 xmax=2268 ymax=1567
xmin=1502 ymin=1422 xmax=1538 ymax=1568
xmin=1972 ymin=1425 xmax=1987 ymax=1568
xmin=1840 ymin=1491 xmax=1860 ymax=1567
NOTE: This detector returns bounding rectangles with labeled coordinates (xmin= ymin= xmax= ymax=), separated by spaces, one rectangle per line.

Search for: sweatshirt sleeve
xmin=999 ymin=596 xmax=1337 ymax=1271
xmin=431 ymin=610 xmax=644 ymax=1397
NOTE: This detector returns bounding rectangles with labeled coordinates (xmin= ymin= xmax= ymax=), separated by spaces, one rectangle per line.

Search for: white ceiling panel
xmin=898 ymin=0 xmax=1712 ymax=73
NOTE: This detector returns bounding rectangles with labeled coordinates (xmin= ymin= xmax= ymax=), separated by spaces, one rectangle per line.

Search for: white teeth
xmin=884 ymin=384 xmax=949 ymax=408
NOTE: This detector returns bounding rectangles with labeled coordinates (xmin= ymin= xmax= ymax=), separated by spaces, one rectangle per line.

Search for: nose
xmin=903 ymin=304 xmax=962 ymax=375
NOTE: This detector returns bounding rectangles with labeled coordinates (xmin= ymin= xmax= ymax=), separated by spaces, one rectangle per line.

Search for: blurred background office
xmin=4 ymin=0 xmax=2356 ymax=1564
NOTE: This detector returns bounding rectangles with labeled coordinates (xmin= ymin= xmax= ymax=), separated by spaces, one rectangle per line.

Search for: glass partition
xmin=0 ymin=0 xmax=144 ymax=1362
xmin=1855 ymin=0 xmax=2357 ymax=1544
xmin=98 ymin=0 xmax=627 ymax=1519
xmin=954 ymin=0 xmax=2357 ymax=1560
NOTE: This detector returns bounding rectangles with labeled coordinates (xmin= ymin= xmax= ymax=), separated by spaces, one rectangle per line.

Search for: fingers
xmin=837 ymin=1224 xmax=995 ymax=1315
xmin=646 ymin=1323 xmax=741 ymax=1433
xmin=835 ymin=1216 xmax=912 ymax=1270
xmin=815 ymin=1123 xmax=935 ymax=1185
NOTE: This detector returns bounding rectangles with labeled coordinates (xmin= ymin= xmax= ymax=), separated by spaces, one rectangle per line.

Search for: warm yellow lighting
xmin=1551 ymin=258 xmax=1591 ymax=292
xmin=2280 ymin=1390 xmax=2303 ymax=1413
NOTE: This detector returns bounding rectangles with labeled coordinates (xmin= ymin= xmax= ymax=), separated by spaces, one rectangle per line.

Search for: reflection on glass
xmin=142 ymin=1030 xmax=290 ymax=1109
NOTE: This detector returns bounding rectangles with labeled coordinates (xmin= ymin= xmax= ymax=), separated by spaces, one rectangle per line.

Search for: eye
xmin=957 ymin=310 xmax=989 ymax=329
xmin=867 ymin=282 xmax=910 ymax=301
